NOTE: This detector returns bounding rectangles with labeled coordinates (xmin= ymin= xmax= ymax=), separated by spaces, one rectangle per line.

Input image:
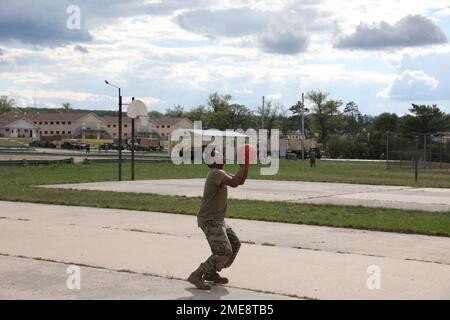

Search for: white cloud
xmin=377 ymin=70 xmax=439 ymax=99
xmin=335 ymin=15 xmax=447 ymax=50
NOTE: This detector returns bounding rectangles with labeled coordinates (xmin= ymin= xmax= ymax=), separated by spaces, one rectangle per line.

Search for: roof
xmin=0 ymin=115 xmax=23 ymax=127
xmin=0 ymin=115 xmax=38 ymax=128
xmin=152 ymin=117 xmax=193 ymax=126
xmin=24 ymin=112 xmax=89 ymax=122
xmin=102 ymin=115 xmax=132 ymax=125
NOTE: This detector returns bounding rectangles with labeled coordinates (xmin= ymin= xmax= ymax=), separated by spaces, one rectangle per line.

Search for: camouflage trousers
xmin=199 ymin=220 xmax=241 ymax=275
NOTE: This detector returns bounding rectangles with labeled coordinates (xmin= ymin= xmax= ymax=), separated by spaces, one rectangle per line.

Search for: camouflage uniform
xmin=200 ymin=220 xmax=241 ymax=275
xmin=197 ymin=168 xmax=241 ymax=275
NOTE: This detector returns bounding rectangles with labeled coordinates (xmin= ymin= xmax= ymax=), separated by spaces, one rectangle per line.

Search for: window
xmin=167 ymin=125 xmax=170 ymax=128
xmin=25 ymin=129 xmax=28 ymax=133
xmin=50 ymin=131 xmax=54 ymax=134
xmin=68 ymin=131 xmax=71 ymax=134
xmin=50 ymin=122 xmax=54 ymax=125
xmin=44 ymin=131 xmax=48 ymax=134
xmin=34 ymin=122 xmax=37 ymax=124
xmin=124 ymin=124 xmax=128 ymax=128
xmin=124 ymin=133 xmax=128 ymax=137
xmin=56 ymin=131 xmax=60 ymax=134
xmin=56 ymin=122 xmax=60 ymax=125
xmin=5 ymin=128 xmax=9 ymax=132
xmin=62 ymin=131 xmax=66 ymax=134
xmin=157 ymin=126 xmax=160 ymax=128
xmin=113 ymin=124 xmax=116 ymax=128
xmin=161 ymin=125 xmax=165 ymax=128
xmin=113 ymin=133 xmax=116 ymax=136
xmin=62 ymin=122 xmax=66 ymax=125
xmin=107 ymin=124 xmax=111 ymax=128
xmin=161 ymin=133 xmax=165 ymax=136
xmin=39 ymin=122 xmax=42 ymax=125
xmin=68 ymin=122 xmax=71 ymax=125
xmin=45 ymin=122 xmax=48 ymax=125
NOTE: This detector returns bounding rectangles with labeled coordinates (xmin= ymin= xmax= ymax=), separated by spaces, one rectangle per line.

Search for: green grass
xmin=0 ymin=161 xmax=450 ymax=237
xmin=0 ymin=138 xmax=30 ymax=147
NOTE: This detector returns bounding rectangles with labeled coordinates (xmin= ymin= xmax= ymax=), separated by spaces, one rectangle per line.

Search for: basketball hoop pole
xmin=126 ymin=97 xmax=148 ymax=181
xmin=131 ymin=97 xmax=135 ymax=181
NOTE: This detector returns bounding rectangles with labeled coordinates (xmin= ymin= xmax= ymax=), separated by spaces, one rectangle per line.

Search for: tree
xmin=343 ymin=101 xmax=362 ymax=135
xmin=62 ymin=102 xmax=72 ymax=112
xmin=401 ymin=104 xmax=450 ymax=135
xmin=200 ymin=93 xmax=255 ymax=130
xmin=306 ymin=90 xmax=341 ymax=145
xmin=258 ymin=100 xmax=282 ymax=131
xmin=148 ymin=110 xmax=164 ymax=118
xmin=184 ymin=105 xmax=207 ymax=125
xmin=165 ymin=105 xmax=185 ymax=118
xmin=372 ymin=113 xmax=399 ymax=133
xmin=0 ymin=95 xmax=15 ymax=114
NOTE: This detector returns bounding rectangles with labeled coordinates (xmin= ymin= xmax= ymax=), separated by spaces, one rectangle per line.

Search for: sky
xmin=1 ymin=0 xmax=450 ymax=116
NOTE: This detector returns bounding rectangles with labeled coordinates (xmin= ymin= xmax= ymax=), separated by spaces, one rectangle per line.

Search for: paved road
xmin=0 ymin=255 xmax=289 ymax=300
xmin=45 ymin=179 xmax=450 ymax=212
xmin=1 ymin=201 xmax=449 ymax=299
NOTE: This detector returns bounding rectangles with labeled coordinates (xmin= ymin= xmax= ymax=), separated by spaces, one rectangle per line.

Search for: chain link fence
xmin=386 ymin=134 xmax=450 ymax=171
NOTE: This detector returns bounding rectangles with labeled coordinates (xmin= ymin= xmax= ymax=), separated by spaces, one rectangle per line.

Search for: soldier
xmin=309 ymin=149 xmax=316 ymax=168
xmin=188 ymin=151 xmax=249 ymax=290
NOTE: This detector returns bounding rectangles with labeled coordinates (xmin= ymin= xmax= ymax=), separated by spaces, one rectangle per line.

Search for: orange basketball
xmin=237 ymin=144 xmax=257 ymax=165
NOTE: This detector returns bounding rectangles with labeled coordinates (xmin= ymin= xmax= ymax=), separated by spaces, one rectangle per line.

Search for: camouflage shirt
xmin=197 ymin=168 xmax=228 ymax=227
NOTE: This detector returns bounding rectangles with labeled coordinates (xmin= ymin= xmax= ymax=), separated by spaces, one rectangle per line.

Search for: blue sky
xmin=1 ymin=0 xmax=450 ymax=116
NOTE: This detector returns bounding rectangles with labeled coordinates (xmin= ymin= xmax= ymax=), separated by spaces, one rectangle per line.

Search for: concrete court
xmin=44 ymin=178 xmax=450 ymax=212
xmin=1 ymin=201 xmax=449 ymax=299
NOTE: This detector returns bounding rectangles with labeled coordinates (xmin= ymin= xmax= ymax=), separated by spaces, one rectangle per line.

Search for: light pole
xmin=105 ymin=80 xmax=123 ymax=181
xmin=301 ymin=92 xmax=305 ymax=160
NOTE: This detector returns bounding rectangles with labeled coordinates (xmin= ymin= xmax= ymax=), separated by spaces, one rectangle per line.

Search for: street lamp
xmin=104 ymin=80 xmax=123 ymax=181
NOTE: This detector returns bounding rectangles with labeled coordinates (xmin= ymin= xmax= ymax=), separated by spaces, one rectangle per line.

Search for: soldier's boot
xmin=187 ymin=265 xmax=211 ymax=290
xmin=204 ymin=272 xmax=229 ymax=284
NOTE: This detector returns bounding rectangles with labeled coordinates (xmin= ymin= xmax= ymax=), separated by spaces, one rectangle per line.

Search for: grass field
xmin=0 ymin=161 xmax=450 ymax=237
xmin=0 ymin=138 xmax=31 ymax=147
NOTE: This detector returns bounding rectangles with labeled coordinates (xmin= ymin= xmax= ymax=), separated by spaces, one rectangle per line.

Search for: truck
xmin=127 ymin=137 xmax=162 ymax=151
xmin=281 ymin=138 xmax=322 ymax=159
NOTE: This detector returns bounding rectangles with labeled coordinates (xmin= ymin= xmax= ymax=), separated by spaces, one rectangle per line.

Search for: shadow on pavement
xmin=177 ymin=284 xmax=230 ymax=300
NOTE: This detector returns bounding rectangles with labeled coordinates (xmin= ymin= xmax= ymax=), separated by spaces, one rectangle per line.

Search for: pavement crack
xmin=0 ymin=252 xmax=308 ymax=300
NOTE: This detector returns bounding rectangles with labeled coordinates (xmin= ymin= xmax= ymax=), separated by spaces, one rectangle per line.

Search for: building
xmin=25 ymin=112 xmax=111 ymax=140
xmin=102 ymin=115 xmax=159 ymax=139
xmin=0 ymin=115 xmax=40 ymax=139
xmin=152 ymin=117 xmax=194 ymax=139
xmin=1 ymin=113 xmax=194 ymax=141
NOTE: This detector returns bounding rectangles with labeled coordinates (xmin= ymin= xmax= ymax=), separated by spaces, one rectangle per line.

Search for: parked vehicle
xmin=127 ymin=138 xmax=162 ymax=151
xmin=61 ymin=140 xmax=87 ymax=150
xmin=29 ymin=140 xmax=57 ymax=148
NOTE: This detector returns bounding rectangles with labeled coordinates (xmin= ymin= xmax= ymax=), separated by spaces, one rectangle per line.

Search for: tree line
xmin=2 ymin=91 xmax=450 ymax=159
xmin=152 ymin=91 xmax=450 ymax=159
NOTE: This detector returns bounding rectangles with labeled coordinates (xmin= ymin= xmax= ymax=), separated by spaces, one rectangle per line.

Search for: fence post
xmin=415 ymin=154 xmax=418 ymax=183
xmin=385 ymin=133 xmax=389 ymax=170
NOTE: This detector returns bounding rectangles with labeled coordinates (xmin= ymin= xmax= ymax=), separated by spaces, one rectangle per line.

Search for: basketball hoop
xmin=127 ymin=99 xmax=148 ymax=119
